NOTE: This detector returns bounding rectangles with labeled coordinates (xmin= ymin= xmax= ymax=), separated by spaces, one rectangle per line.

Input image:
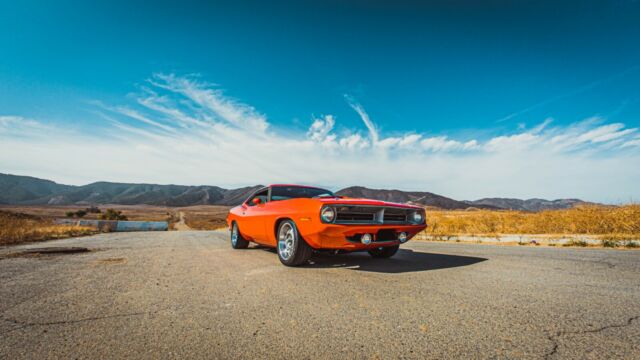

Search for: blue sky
xmin=1 ymin=0 xmax=640 ymax=202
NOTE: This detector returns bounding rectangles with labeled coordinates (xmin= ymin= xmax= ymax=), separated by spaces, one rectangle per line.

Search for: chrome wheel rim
xmin=278 ymin=223 xmax=295 ymax=261
xmin=231 ymin=225 xmax=238 ymax=246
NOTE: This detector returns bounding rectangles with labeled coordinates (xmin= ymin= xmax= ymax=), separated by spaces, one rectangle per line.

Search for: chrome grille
xmin=383 ymin=208 xmax=407 ymax=223
xmin=336 ymin=211 xmax=376 ymax=222
xmin=334 ymin=206 xmax=378 ymax=223
xmin=332 ymin=205 xmax=414 ymax=224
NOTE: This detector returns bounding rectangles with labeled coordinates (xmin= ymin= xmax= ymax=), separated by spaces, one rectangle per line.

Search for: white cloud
xmin=307 ymin=115 xmax=335 ymax=142
xmin=377 ymin=134 xmax=422 ymax=149
xmin=420 ymin=136 xmax=479 ymax=152
xmin=485 ymin=133 xmax=540 ymax=152
xmin=339 ymin=134 xmax=370 ymax=150
xmin=398 ymin=134 xmax=422 ymax=147
xmin=1 ymin=74 xmax=639 ymax=203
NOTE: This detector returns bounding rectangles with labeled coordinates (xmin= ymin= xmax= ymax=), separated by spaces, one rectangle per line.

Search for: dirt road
xmin=172 ymin=211 xmax=191 ymax=231
xmin=1 ymin=231 xmax=639 ymax=359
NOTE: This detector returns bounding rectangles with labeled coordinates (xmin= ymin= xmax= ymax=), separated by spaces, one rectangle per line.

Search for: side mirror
xmin=252 ymin=198 xmax=262 ymax=205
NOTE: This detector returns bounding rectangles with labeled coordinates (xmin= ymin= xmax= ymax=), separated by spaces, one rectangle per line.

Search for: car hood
xmin=316 ymin=197 xmax=422 ymax=210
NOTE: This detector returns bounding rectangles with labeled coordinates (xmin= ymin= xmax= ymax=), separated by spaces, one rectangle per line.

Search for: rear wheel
xmin=277 ymin=220 xmax=312 ymax=266
xmin=230 ymin=222 xmax=249 ymax=249
xmin=368 ymin=245 xmax=399 ymax=258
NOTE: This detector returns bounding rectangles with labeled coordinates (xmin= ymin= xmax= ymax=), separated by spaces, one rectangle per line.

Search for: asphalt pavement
xmin=1 ymin=231 xmax=639 ymax=359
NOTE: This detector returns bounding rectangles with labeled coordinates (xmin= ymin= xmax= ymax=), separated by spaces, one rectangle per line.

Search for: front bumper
xmin=300 ymin=223 xmax=427 ymax=250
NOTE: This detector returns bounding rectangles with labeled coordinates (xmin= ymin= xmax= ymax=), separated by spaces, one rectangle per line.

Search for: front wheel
xmin=277 ymin=220 xmax=312 ymax=266
xmin=230 ymin=222 xmax=249 ymax=249
xmin=368 ymin=245 xmax=399 ymax=258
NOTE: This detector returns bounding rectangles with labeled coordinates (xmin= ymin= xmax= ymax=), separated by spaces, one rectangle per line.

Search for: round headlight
xmin=321 ymin=207 xmax=335 ymax=222
xmin=411 ymin=211 xmax=423 ymax=224
xmin=398 ymin=232 xmax=408 ymax=243
xmin=361 ymin=233 xmax=372 ymax=245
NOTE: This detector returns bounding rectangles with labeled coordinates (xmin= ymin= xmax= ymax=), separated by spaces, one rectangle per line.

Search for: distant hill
xmin=0 ymin=173 xmax=261 ymax=206
xmin=0 ymin=173 xmax=594 ymax=210
xmin=335 ymin=186 xmax=499 ymax=210
xmin=335 ymin=186 xmax=593 ymax=210
xmin=0 ymin=173 xmax=74 ymax=204
xmin=463 ymin=198 xmax=591 ymax=211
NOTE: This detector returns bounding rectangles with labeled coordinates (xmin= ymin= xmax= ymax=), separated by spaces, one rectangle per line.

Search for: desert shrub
xmin=100 ymin=209 xmax=128 ymax=221
xmin=602 ymin=239 xmax=620 ymax=248
xmin=626 ymin=241 xmax=639 ymax=248
xmin=64 ymin=209 xmax=88 ymax=218
xmin=86 ymin=206 xmax=101 ymax=214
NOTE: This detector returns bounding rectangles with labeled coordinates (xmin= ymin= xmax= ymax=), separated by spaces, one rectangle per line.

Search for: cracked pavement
xmin=1 ymin=231 xmax=639 ymax=359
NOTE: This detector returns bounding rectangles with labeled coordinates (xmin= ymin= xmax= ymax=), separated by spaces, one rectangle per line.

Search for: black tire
xmin=230 ymin=222 xmax=249 ymax=249
xmin=368 ymin=245 xmax=399 ymax=258
xmin=276 ymin=220 xmax=312 ymax=266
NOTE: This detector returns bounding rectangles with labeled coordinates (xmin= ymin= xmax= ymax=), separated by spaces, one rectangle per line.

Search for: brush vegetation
xmin=180 ymin=206 xmax=230 ymax=230
xmin=424 ymin=205 xmax=640 ymax=238
xmin=0 ymin=211 xmax=96 ymax=246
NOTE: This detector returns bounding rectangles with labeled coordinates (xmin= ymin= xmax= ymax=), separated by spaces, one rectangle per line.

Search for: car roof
xmin=268 ymin=184 xmax=328 ymax=189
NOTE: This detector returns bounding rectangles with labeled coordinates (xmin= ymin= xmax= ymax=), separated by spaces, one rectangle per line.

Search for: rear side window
xmin=270 ymin=186 xmax=334 ymax=201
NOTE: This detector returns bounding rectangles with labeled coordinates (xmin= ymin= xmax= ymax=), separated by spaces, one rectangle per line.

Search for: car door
xmin=241 ymin=189 xmax=269 ymax=243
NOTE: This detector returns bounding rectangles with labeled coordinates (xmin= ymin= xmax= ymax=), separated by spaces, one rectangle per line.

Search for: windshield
xmin=270 ymin=186 xmax=335 ymax=201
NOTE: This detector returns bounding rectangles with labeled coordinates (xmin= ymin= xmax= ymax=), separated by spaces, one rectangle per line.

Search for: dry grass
xmin=0 ymin=204 xmax=175 ymax=222
xmin=179 ymin=206 xmax=231 ymax=230
xmin=424 ymin=205 xmax=640 ymax=238
xmin=0 ymin=211 xmax=96 ymax=246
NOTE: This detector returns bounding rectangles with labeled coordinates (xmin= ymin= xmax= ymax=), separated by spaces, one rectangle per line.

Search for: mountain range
xmin=0 ymin=173 xmax=592 ymax=211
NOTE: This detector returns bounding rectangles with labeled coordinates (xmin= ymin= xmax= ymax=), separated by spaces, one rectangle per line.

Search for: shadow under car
xmin=307 ymin=248 xmax=487 ymax=273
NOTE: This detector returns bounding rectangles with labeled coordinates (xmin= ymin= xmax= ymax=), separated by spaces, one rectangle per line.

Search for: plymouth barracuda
xmin=226 ymin=184 xmax=427 ymax=266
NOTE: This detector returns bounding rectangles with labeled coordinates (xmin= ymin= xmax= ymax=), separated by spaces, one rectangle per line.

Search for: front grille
xmin=383 ymin=208 xmax=407 ymax=223
xmin=331 ymin=205 xmax=416 ymax=225
xmin=336 ymin=206 xmax=380 ymax=224
xmin=336 ymin=212 xmax=376 ymax=222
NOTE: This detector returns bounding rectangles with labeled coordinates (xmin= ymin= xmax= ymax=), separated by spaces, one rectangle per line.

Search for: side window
xmin=247 ymin=189 xmax=268 ymax=206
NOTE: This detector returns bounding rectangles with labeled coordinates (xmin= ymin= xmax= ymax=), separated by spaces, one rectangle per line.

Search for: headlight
xmin=410 ymin=211 xmax=423 ymax=224
xmin=320 ymin=207 xmax=335 ymax=223
xmin=361 ymin=233 xmax=372 ymax=245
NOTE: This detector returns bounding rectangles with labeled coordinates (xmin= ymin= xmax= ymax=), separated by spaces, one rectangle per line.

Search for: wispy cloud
xmin=345 ymin=95 xmax=379 ymax=144
xmin=496 ymin=65 xmax=640 ymax=123
xmin=1 ymin=73 xmax=639 ymax=202
xmin=148 ymin=73 xmax=269 ymax=133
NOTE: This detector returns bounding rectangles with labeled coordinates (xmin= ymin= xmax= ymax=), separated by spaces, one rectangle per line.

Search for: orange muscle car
xmin=226 ymin=184 xmax=427 ymax=266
